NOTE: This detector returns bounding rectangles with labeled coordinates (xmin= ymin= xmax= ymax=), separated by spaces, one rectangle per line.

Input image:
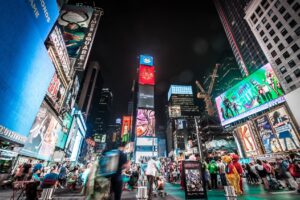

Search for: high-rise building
xmin=244 ymin=0 xmax=300 ymax=93
xmin=214 ymin=0 xmax=268 ymax=76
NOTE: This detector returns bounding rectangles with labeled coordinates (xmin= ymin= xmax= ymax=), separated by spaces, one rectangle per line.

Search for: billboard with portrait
xmin=236 ymin=123 xmax=259 ymax=157
xmin=121 ymin=116 xmax=132 ymax=143
xmin=267 ymin=107 xmax=300 ymax=151
xmin=65 ymin=117 xmax=78 ymax=154
xmin=139 ymin=65 xmax=155 ymax=85
xmin=20 ymin=102 xmax=60 ymax=160
xmin=138 ymin=85 xmax=154 ymax=108
xmin=47 ymin=72 xmax=66 ymax=112
xmin=136 ymin=109 xmax=155 ymax=137
xmin=253 ymin=115 xmax=282 ymax=153
xmin=56 ymin=112 xmax=72 ymax=149
xmin=168 ymin=106 xmax=181 ymax=118
xmin=215 ymin=63 xmax=285 ymax=126
xmin=139 ymin=55 xmax=154 ymax=66
xmin=136 ymin=137 xmax=158 ymax=146
xmin=0 ymin=2 xmax=56 ymax=144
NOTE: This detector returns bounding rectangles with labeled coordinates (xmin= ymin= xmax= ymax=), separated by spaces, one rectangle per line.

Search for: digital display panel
xmin=70 ymin=132 xmax=83 ymax=161
xmin=121 ymin=116 xmax=132 ymax=143
xmin=135 ymin=151 xmax=158 ymax=163
xmin=47 ymin=72 xmax=66 ymax=112
xmin=0 ymin=1 xmax=56 ymax=143
xmin=168 ymin=85 xmax=193 ymax=100
xmin=136 ymin=109 xmax=155 ymax=137
xmin=215 ymin=63 xmax=285 ymax=126
xmin=140 ymin=55 xmax=154 ymax=66
xmin=175 ymin=119 xmax=187 ymax=130
xmin=138 ymin=85 xmax=154 ymax=108
xmin=65 ymin=116 xmax=78 ymax=154
xmin=267 ymin=106 xmax=300 ymax=151
xmin=169 ymin=106 xmax=181 ymax=118
xmin=139 ymin=65 xmax=155 ymax=85
xmin=136 ymin=137 xmax=158 ymax=146
xmin=20 ymin=102 xmax=60 ymax=160
xmin=236 ymin=123 xmax=259 ymax=157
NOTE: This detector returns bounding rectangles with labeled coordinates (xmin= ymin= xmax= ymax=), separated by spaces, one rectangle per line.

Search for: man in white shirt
xmin=145 ymin=157 xmax=158 ymax=199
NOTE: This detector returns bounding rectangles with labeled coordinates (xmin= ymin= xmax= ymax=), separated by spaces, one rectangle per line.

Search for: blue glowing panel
xmin=140 ymin=55 xmax=154 ymax=66
xmin=0 ymin=1 xmax=55 ymax=143
xmin=168 ymin=85 xmax=193 ymax=100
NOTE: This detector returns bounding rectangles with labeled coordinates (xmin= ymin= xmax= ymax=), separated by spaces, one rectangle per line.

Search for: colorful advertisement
xmin=139 ymin=65 xmax=155 ymax=85
xmin=168 ymin=85 xmax=193 ymax=100
xmin=65 ymin=116 xmax=78 ymax=154
xmin=21 ymin=102 xmax=60 ymax=160
xmin=140 ymin=55 xmax=154 ymax=66
xmin=138 ymin=85 xmax=154 ymax=108
xmin=216 ymin=63 xmax=285 ymax=125
xmin=136 ymin=137 xmax=158 ymax=146
xmin=168 ymin=106 xmax=181 ymax=118
xmin=56 ymin=112 xmax=72 ymax=149
xmin=136 ymin=109 xmax=155 ymax=137
xmin=236 ymin=123 xmax=259 ymax=157
xmin=58 ymin=5 xmax=94 ymax=64
xmin=0 ymin=2 xmax=56 ymax=144
xmin=47 ymin=72 xmax=66 ymax=112
xmin=254 ymin=115 xmax=282 ymax=153
xmin=268 ymin=107 xmax=300 ymax=151
xmin=64 ymin=76 xmax=80 ymax=111
xmin=121 ymin=116 xmax=132 ymax=142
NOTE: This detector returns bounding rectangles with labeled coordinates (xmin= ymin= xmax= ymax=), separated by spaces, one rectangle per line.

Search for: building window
xmin=281 ymin=28 xmax=288 ymax=36
xmin=288 ymin=60 xmax=296 ymax=68
xmin=271 ymin=15 xmax=278 ymax=22
xmin=279 ymin=6 xmax=286 ymax=14
xmin=275 ymin=58 xmax=282 ymax=65
xmin=268 ymin=9 xmax=273 ymax=16
xmin=286 ymin=36 xmax=293 ymax=44
xmin=266 ymin=23 xmax=271 ymax=30
xmin=287 ymin=0 xmax=295 ymax=5
xmin=273 ymin=36 xmax=280 ymax=43
xmin=263 ymin=36 xmax=269 ymax=43
xmin=298 ymin=54 xmax=300 ymax=60
xmin=284 ymin=13 xmax=291 ymax=21
xmin=289 ymin=20 xmax=297 ymax=28
xmin=261 ymin=0 xmax=270 ymax=9
xmin=271 ymin=50 xmax=277 ymax=57
xmin=256 ymin=24 xmax=261 ymax=31
xmin=260 ymin=30 xmax=265 ymax=37
xmin=276 ymin=21 xmax=283 ymax=29
xmin=269 ymin=29 xmax=275 ymax=36
xmin=290 ymin=85 xmax=297 ymax=90
xmin=267 ymin=43 xmax=273 ymax=50
xmin=293 ymin=3 xmax=300 ymax=12
xmin=283 ymin=51 xmax=290 ymax=59
xmin=278 ymin=43 xmax=285 ymax=51
xmin=291 ymin=44 xmax=300 ymax=52
xmin=285 ymin=75 xmax=293 ymax=83
xmin=262 ymin=17 xmax=267 ymax=24
xmin=251 ymin=14 xmax=258 ymax=24
xmin=294 ymin=68 xmax=300 ymax=78
xmin=280 ymin=66 xmax=287 ymax=74
xmin=295 ymin=27 xmax=300 ymax=36
xmin=274 ymin=0 xmax=281 ymax=8
xmin=255 ymin=6 xmax=263 ymax=17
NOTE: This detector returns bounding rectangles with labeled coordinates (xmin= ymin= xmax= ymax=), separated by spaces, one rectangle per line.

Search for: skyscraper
xmin=214 ymin=0 xmax=268 ymax=76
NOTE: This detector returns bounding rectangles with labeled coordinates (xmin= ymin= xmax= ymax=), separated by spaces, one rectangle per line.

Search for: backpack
xmin=289 ymin=159 xmax=300 ymax=178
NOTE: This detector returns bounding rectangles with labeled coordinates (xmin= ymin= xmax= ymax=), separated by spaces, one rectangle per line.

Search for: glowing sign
xmin=139 ymin=65 xmax=155 ymax=85
xmin=121 ymin=116 xmax=132 ymax=142
xmin=168 ymin=85 xmax=193 ymax=100
xmin=140 ymin=55 xmax=153 ymax=66
xmin=136 ymin=109 xmax=155 ymax=137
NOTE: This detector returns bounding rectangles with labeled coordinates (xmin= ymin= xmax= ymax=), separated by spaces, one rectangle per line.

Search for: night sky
xmin=88 ymin=0 xmax=234 ymax=126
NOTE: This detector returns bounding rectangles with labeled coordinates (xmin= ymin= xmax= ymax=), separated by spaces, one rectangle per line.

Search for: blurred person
xmin=23 ymin=159 xmax=33 ymax=180
xmin=255 ymin=160 xmax=269 ymax=191
xmin=58 ymin=163 xmax=68 ymax=188
xmin=41 ymin=165 xmax=59 ymax=188
xmin=203 ymin=159 xmax=211 ymax=191
xmin=231 ymin=154 xmax=243 ymax=193
xmin=217 ymin=159 xmax=227 ymax=187
xmin=222 ymin=155 xmax=241 ymax=195
xmin=32 ymin=160 xmax=44 ymax=174
xmin=276 ymin=158 xmax=296 ymax=190
xmin=145 ymin=157 xmax=159 ymax=199
xmin=245 ymin=163 xmax=259 ymax=184
xmin=208 ymin=160 xmax=218 ymax=189
xmin=288 ymin=153 xmax=300 ymax=193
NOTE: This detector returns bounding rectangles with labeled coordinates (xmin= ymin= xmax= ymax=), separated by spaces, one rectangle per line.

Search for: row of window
xmin=279 ymin=54 xmax=300 ymax=75
xmin=285 ymin=68 xmax=300 ymax=84
xmin=271 ymin=43 xmax=300 ymax=58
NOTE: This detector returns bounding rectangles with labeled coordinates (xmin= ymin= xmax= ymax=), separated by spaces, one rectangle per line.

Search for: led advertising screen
xmin=168 ymin=85 xmax=193 ymax=100
xmin=236 ymin=123 xmax=259 ymax=157
xmin=267 ymin=106 xmax=300 ymax=151
xmin=65 ymin=117 xmax=78 ymax=154
xmin=136 ymin=137 xmax=158 ymax=146
xmin=254 ymin=115 xmax=282 ymax=153
xmin=70 ymin=131 xmax=83 ymax=161
xmin=168 ymin=106 xmax=181 ymax=118
xmin=140 ymin=55 xmax=154 ymax=66
xmin=139 ymin=65 xmax=155 ymax=85
xmin=175 ymin=119 xmax=187 ymax=130
xmin=121 ymin=116 xmax=132 ymax=143
xmin=58 ymin=5 xmax=94 ymax=65
xmin=47 ymin=72 xmax=66 ymax=112
xmin=136 ymin=109 xmax=155 ymax=137
xmin=215 ymin=63 xmax=285 ymax=126
xmin=0 ymin=2 xmax=56 ymax=144
xmin=64 ymin=76 xmax=80 ymax=111
xmin=138 ymin=85 xmax=154 ymax=108
xmin=135 ymin=151 xmax=158 ymax=163
xmin=20 ymin=102 xmax=60 ymax=160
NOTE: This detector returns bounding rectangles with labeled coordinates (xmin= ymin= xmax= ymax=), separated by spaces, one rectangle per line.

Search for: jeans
xmin=220 ymin=173 xmax=227 ymax=186
xmin=147 ymin=175 xmax=155 ymax=199
xmin=211 ymin=174 xmax=218 ymax=189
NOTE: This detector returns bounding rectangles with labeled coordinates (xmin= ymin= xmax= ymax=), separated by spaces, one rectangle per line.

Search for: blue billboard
xmin=0 ymin=1 xmax=57 ymax=144
xmin=168 ymin=85 xmax=193 ymax=100
xmin=140 ymin=55 xmax=154 ymax=66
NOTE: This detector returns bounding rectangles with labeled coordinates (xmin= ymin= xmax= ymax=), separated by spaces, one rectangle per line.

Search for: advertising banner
xmin=236 ymin=123 xmax=259 ymax=157
xmin=0 ymin=2 xmax=55 ymax=143
xmin=64 ymin=76 xmax=80 ymax=111
xmin=139 ymin=65 xmax=155 ymax=85
xmin=136 ymin=137 xmax=158 ymax=146
xmin=168 ymin=85 xmax=193 ymax=100
xmin=183 ymin=161 xmax=207 ymax=199
xmin=121 ymin=116 xmax=132 ymax=143
xmin=254 ymin=115 xmax=282 ymax=153
xmin=47 ymin=72 xmax=66 ymax=112
xmin=70 ymin=132 xmax=82 ymax=161
xmin=136 ymin=109 xmax=155 ymax=137
xmin=138 ymin=85 xmax=154 ymax=108
xmin=268 ymin=107 xmax=300 ymax=151
xmin=215 ymin=63 xmax=285 ymax=126
xmin=21 ymin=102 xmax=60 ymax=160
xmin=168 ymin=106 xmax=181 ymax=118
xmin=65 ymin=117 xmax=78 ymax=154
xmin=175 ymin=119 xmax=187 ymax=130
xmin=139 ymin=55 xmax=154 ymax=66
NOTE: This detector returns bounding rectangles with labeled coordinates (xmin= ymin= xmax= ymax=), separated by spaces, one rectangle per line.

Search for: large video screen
xmin=121 ymin=116 xmax=132 ymax=142
xmin=140 ymin=55 xmax=153 ymax=66
xmin=168 ymin=85 xmax=193 ymax=100
xmin=21 ymin=102 xmax=60 ymax=160
xmin=267 ymin=106 xmax=300 ymax=151
xmin=0 ymin=1 xmax=57 ymax=144
xmin=216 ymin=63 xmax=285 ymax=126
xmin=139 ymin=65 xmax=155 ymax=85
xmin=47 ymin=72 xmax=66 ymax=112
xmin=235 ymin=123 xmax=259 ymax=157
xmin=138 ymin=85 xmax=154 ymax=108
xmin=136 ymin=137 xmax=158 ymax=146
xmin=136 ymin=109 xmax=155 ymax=137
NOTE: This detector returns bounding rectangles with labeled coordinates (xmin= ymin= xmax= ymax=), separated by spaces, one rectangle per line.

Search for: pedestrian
xmin=255 ymin=159 xmax=270 ymax=191
xmin=288 ymin=153 xmax=300 ymax=193
xmin=145 ymin=157 xmax=159 ymax=200
xmin=23 ymin=159 xmax=33 ymax=180
xmin=208 ymin=159 xmax=218 ymax=189
xmin=217 ymin=159 xmax=227 ymax=187
xmin=231 ymin=154 xmax=243 ymax=193
xmin=58 ymin=163 xmax=67 ymax=188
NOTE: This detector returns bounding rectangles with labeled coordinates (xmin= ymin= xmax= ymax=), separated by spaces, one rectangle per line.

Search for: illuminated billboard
xmin=138 ymin=85 xmax=154 ymax=108
xmin=21 ymin=102 xmax=60 ymax=160
xmin=47 ymin=72 xmax=66 ymax=112
xmin=139 ymin=65 xmax=155 ymax=85
xmin=215 ymin=63 xmax=285 ymax=126
xmin=267 ymin=106 xmax=300 ymax=151
xmin=136 ymin=137 xmax=158 ymax=146
xmin=168 ymin=85 xmax=193 ymax=100
xmin=168 ymin=106 xmax=181 ymax=118
xmin=235 ymin=123 xmax=259 ymax=157
xmin=140 ymin=55 xmax=154 ymax=66
xmin=136 ymin=109 xmax=155 ymax=137
xmin=0 ymin=2 xmax=56 ymax=144
xmin=121 ymin=116 xmax=132 ymax=142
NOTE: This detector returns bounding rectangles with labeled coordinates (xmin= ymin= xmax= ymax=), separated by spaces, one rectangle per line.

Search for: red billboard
xmin=121 ymin=116 xmax=132 ymax=142
xmin=139 ymin=65 xmax=155 ymax=85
